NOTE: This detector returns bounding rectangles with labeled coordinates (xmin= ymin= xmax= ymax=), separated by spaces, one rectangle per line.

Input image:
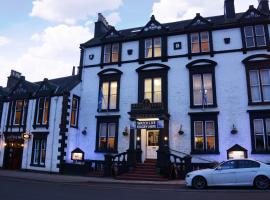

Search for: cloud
xmin=12 ymin=24 xmax=92 ymax=83
xmin=106 ymin=12 xmax=121 ymax=26
xmin=30 ymin=0 xmax=123 ymax=24
xmin=152 ymin=0 xmax=259 ymax=23
xmin=0 ymin=36 xmax=10 ymax=46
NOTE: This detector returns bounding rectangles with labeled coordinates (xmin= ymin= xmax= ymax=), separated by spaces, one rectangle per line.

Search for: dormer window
xmin=190 ymin=32 xmax=210 ymax=53
xmin=244 ymin=25 xmax=266 ymax=48
xmin=145 ymin=37 xmax=162 ymax=58
xmin=103 ymin=43 xmax=119 ymax=63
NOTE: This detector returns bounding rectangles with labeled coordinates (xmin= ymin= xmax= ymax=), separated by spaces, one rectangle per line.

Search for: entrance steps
xmin=116 ymin=159 xmax=167 ymax=181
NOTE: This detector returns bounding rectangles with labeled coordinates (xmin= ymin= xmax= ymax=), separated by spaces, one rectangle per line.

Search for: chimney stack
xmin=7 ymin=70 xmax=23 ymax=89
xmin=224 ymin=0 xmax=236 ymax=19
xmin=258 ymin=0 xmax=270 ymax=15
xmin=94 ymin=13 xmax=110 ymax=38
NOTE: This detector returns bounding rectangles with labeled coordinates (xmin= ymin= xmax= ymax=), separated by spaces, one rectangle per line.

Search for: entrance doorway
xmin=4 ymin=141 xmax=24 ymax=170
xmin=146 ymin=130 xmax=159 ymax=159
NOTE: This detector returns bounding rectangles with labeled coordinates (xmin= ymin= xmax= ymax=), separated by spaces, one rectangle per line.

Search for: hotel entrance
xmin=146 ymin=130 xmax=159 ymax=159
xmin=3 ymin=133 xmax=24 ymax=170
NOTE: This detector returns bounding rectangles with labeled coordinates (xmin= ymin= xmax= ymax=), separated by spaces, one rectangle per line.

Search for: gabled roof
xmin=81 ymin=6 xmax=270 ymax=48
xmin=227 ymin=144 xmax=247 ymax=152
xmin=3 ymin=74 xmax=80 ymax=100
xmin=185 ymin=13 xmax=213 ymax=30
xmin=239 ymin=5 xmax=267 ymax=22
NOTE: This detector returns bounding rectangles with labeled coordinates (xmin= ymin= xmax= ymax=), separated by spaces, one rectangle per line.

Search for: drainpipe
xmin=50 ymin=97 xmax=59 ymax=172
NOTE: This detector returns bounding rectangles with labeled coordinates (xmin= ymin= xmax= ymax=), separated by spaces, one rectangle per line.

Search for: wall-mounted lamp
xmin=164 ymin=136 xmax=168 ymax=141
xmin=22 ymin=132 xmax=31 ymax=140
xmin=231 ymin=124 xmax=238 ymax=134
xmin=136 ymin=136 xmax=141 ymax=141
xmin=89 ymin=54 xmax=94 ymax=60
xmin=82 ymin=127 xmax=87 ymax=135
xmin=178 ymin=125 xmax=184 ymax=135
xmin=122 ymin=126 xmax=129 ymax=136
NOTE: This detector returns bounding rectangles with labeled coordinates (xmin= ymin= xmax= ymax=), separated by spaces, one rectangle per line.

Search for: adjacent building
xmin=1 ymin=0 xmax=270 ymax=175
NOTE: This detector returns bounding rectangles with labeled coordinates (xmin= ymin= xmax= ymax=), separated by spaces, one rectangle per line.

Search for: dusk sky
xmin=0 ymin=0 xmax=258 ymax=86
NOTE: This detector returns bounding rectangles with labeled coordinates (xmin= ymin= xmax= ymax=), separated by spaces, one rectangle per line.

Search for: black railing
xmin=111 ymin=152 xmax=128 ymax=176
xmin=87 ymin=160 xmax=105 ymax=176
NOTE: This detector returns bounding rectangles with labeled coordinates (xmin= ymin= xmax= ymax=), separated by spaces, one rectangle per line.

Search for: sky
xmin=0 ymin=0 xmax=259 ymax=86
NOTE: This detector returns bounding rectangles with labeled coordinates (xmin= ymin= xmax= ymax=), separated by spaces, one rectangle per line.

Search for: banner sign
xmin=130 ymin=120 xmax=164 ymax=129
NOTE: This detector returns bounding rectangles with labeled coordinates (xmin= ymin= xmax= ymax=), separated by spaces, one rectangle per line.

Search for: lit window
xmin=97 ymin=122 xmax=117 ymax=152
xmin=36 ymin=97 xmax=50 ymax=125
xmin=103 ymin=43 xmax=119 ymax=63
xmin=145 ymin=37 xmax=162 ymax=58
xmin=70 ymin=96 xmax=79 ymax=127
xmin=144 ymin=77 xmax=162 ymax=103
xmin=100 ymin=81 xmax=118 ymax=111
xmin=192 ymin=73 xmax=213 ymax=106
xmin=13 ymin=100 xmax=27 ymax=125
xmin=190 ymin=32 xmax=210 ymax=53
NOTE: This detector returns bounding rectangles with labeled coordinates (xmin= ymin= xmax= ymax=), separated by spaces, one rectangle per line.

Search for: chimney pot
xmin=258 ymin=0 xmax=270 ymax=15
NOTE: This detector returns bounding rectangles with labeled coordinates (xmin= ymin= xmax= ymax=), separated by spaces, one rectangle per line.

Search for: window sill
xmin=30 ymin=164 xmax=46 ymax=168
xmin=95 ymin=150 xmax=118 ymax=154
xmin=191 ymin=151 xmax=220 ymax=155
xmin=70 ymin=125 xmax=78 ymax=129
xmin=243 ymin=46 xmax=269 ymax=53
xmin=251 ymin=151 xmax=270 ymax=154
xmin=97 ymin=109 xmax=120 ymax=113
xmin=33 ymin=124 xmax=49 ymax=129
xmin=190 ymin=104 xmax=217 ymax=109
xmin=248 ymin=102 xmax=270 ymax=106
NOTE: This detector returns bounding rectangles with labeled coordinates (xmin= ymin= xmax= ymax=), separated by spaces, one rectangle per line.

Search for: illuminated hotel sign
xmin=131 ymin=120 xmax=164 ymax=129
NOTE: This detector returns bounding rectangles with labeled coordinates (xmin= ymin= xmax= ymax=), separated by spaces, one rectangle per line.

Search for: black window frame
xmin=0 ymin=102 xmax=3 ymax=127
xmin=95 ymin=115 xmax=120 ymax=153
xmin=101 ymin=42 xmax=121 ymax=66
xmin=70 ymin=95 xmax=80 ymax=128
xmin=30 ymin=133 xmax=48 ymax=167
xmin=241 ymin=24 xmax=270 ymax=52
xmin=188 ymin=31 xmax=213 ymax=58
xmin=248 ymin=110 xmax=270 ymax=154
xmin=137 ymin=64 xmax=169 ymax=110
xmin=243 ymin=55 xmax=270 ymax=106
xmin=97 ymin=69 xmax=122 ymax=112
xmin=187 ymin=59 xmax=217 ymax=109
xmin=33 ymin=97 xmax=51 ymax=129
xmin=189 ymin=112 xmax=220 ymax=154
xmin=8 ymin=99 xmax=28 ymax=127
xmin=144 ymin=37 xmax=162 ymax=59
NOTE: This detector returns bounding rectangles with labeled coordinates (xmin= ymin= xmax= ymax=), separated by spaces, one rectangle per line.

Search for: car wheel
xmin=192 ymin=176 xmax=207 ymax=189
xmin=254 ymin=176 xmax=270 ymax=190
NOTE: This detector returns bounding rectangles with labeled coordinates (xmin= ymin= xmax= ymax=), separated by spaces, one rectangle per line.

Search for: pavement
xmin=0 ymin=169 xmax=185 ymax=185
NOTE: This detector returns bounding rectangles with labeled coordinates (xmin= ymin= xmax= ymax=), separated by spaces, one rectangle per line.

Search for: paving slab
xmin=0 ymin=169 xmax=185 ymax=185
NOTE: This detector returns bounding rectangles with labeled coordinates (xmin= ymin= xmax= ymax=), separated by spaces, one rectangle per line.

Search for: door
xmin=146 ymin=130 xmax=159 ymax=159
xmin=4 ymin=142 xmax=23 ymax=170
xmin=210 ymin=160 xmax=237 ymax=186
xmin=235 ymin=160 xmax=260 ymax=186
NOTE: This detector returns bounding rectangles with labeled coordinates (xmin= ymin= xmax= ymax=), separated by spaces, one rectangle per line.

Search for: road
xmin=0 ymin=177 xmax=269 ymax=200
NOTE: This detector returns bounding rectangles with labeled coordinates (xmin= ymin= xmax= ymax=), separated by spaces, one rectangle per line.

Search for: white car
xmin=185 ymin=159 xmax=270 ymax=189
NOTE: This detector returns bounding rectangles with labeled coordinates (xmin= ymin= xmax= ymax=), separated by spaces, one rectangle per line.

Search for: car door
xmin=235 ymin=160 xmax=260 ymax=186
xmin=210 ymin=160 xmax=237 ymax=186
